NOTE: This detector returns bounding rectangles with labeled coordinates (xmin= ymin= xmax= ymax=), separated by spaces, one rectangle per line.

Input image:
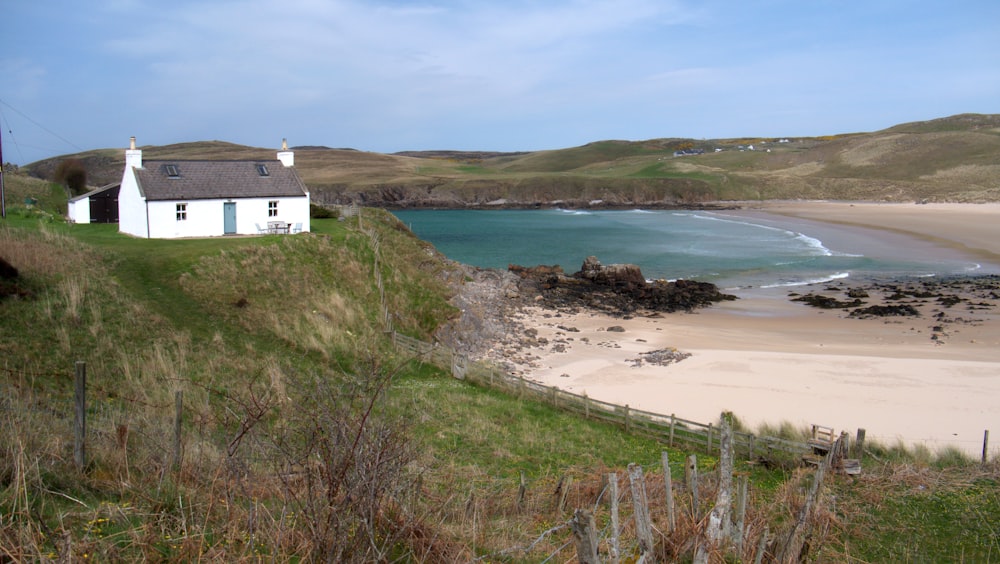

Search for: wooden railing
xmin=391 ymin=330 xmax=812 ymax=458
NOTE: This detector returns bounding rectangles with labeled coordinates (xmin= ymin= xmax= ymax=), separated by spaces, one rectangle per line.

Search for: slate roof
xmin=133 ymin=160 xmax=308 ymax=201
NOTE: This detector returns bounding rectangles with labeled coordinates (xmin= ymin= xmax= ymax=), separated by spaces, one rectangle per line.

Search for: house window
xmin=165 ymin=164 xmax=180 ymax=178
xmin=256 ymin=164 xmax=270 ymax=176
xmin=268 ymin=201 xmax=278 ymax=217
xmin=176 ymin=203 xmax=187 ymax=221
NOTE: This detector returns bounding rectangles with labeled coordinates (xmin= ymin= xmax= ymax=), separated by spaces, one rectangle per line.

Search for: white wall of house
xmin=67 ymin=197 xmax=90 ymax=224
xmin=146 ymin=196 xmax=310 ymax=239
xmin=118 ymin=169 xmax=149 ymax=238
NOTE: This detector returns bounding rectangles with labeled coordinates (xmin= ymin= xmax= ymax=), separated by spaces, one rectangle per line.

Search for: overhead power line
xmin=0 ymin=97 xmax=86 ymax=153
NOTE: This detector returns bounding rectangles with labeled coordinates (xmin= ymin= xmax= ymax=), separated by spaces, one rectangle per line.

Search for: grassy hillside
xmin=23 ymin=113 xmax=1000 ymax=205
xmin=2 ymin=191 xmax=999 ymax=560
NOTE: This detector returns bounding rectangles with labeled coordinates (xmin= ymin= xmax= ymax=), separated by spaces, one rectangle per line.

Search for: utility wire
xmin=0 ymin=108 xmax=25 ymax=164
xmin=0 ymin=97 xmax=85 ymax=153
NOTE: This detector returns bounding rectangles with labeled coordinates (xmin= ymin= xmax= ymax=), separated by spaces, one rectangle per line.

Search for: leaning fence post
xmin=173 ymin=390 xmax=183 ymax=472
xmin=556 ymin=475 xmax=573 ymax=515
xmin=74 ymin=361 xmax=86 ymax=471
xmin=754 ymin=526 xmax=769 ymax=564
xmin=627 ymin=463 xmax=655 ymax=556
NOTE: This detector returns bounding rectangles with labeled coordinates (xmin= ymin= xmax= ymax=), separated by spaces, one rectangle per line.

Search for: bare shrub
xmin=266 ymin=359 xmax=423 ymax=561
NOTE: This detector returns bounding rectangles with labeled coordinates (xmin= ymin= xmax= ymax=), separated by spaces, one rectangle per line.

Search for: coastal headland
xmin=444 ymin=202 xmax=1000 ymax=455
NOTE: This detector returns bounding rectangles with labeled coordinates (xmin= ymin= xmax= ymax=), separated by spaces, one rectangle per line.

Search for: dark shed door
xmin=89 ymin=185 xmax=120 ymax=223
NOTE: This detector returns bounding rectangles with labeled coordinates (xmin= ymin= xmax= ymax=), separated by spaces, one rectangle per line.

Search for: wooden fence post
xmin=556 ymin=475 xmax=573 ymax=514
xmin=627 ymin=463 xmax=654 ymax=556
xmin=733 ymin=474 xmax=749 ymax=554
xmin=172 ymin=390 xmax=183 ymax=471
xmin=777 ymin=464 xmax=825 ymax=561
xmin=74 ymin=361 xmax=86 ymax=471
xmin=686 ymin=454 xmax=699 ymax=519
xmin=608 ymin=472 xmax=621 ymax=564
xmin=854 ymin=428 xmax=866 ymax=459
xmin=624 ymin=404 xmax=631 ymax=434
xmin=983 ymin=430 xmax=990 ymax=465
xmin=669 ymin=413 xmax=676 ymax=446
xmin=698 ymin=415 xmax=734 ymax=561
xmin=583 ymin=392 xmax=590 ymax=419
xmin=754 ymin=526 xmax=769 ymax=564
xmin=662 ymin=451 xmax=676 ymax=533
xmin=570 ymin=509 xmax=600 ymax=564
xmin=707 ymin=422 xmax=714 ymax=451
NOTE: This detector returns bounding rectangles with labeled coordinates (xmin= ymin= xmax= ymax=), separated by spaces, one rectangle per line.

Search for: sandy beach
xmin=491 ymin=202 xmax=1000 ymax=456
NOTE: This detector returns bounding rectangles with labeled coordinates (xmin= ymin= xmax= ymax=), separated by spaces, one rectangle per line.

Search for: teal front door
xmin=223 ymin=202 xmax=237 ymax=234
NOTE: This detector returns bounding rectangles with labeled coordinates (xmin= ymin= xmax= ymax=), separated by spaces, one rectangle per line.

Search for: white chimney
xmin=125 ymin=136 xmax=142 ymax=170
xmin=277 ymin=137 xmax=294 ymax=167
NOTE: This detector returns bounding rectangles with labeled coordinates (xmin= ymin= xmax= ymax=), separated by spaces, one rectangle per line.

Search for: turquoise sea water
xmin=392 ymin=209 xmax=996 ymax=291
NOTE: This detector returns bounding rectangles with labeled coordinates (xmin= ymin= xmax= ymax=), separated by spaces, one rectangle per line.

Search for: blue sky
xmin=2 ymin=0 xmax=998 ymax=165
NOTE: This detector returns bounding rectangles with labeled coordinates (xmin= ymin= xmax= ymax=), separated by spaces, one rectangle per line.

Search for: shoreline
xmin=479 ymin=201 xmax=1000 ymax=456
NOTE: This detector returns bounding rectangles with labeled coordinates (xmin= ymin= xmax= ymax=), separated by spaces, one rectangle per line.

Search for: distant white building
xmin=117 ymin=137 xmax=310 ymax=239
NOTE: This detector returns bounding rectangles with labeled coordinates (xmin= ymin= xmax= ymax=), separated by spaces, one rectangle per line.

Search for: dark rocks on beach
xmin=790 ymin=275 xmax=1000 ymax=343
xmin=628 ymin=348 xmax=693 ymax=367
xmin=509 ymin=256 xmax=737 ymax=316
xmin=792 ymin=294 xmax=864 ymax=309
xmin=848 ymin=304 xmax=921 ymax=318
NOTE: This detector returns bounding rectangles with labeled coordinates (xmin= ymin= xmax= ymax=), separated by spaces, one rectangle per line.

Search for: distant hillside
xmin=25 ymin=113 xmax=1000 ymax=206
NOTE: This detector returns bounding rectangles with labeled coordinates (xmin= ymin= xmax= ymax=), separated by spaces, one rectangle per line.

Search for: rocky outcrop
xmin=578 ymin=256 xmax=646 ymax=290
xmin=435 ymin=256 xmax=734 ymax=372
xmin=510 ymin=256 xmax=736 ymax=316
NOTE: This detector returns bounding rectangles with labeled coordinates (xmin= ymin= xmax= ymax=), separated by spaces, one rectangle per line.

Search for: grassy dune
xmin=25 ymin=113 xmax=1000 ymax=205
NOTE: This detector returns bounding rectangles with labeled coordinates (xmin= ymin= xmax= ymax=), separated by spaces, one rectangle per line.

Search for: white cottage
xmin=118 ymin=137 xmax=310 ymax=238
